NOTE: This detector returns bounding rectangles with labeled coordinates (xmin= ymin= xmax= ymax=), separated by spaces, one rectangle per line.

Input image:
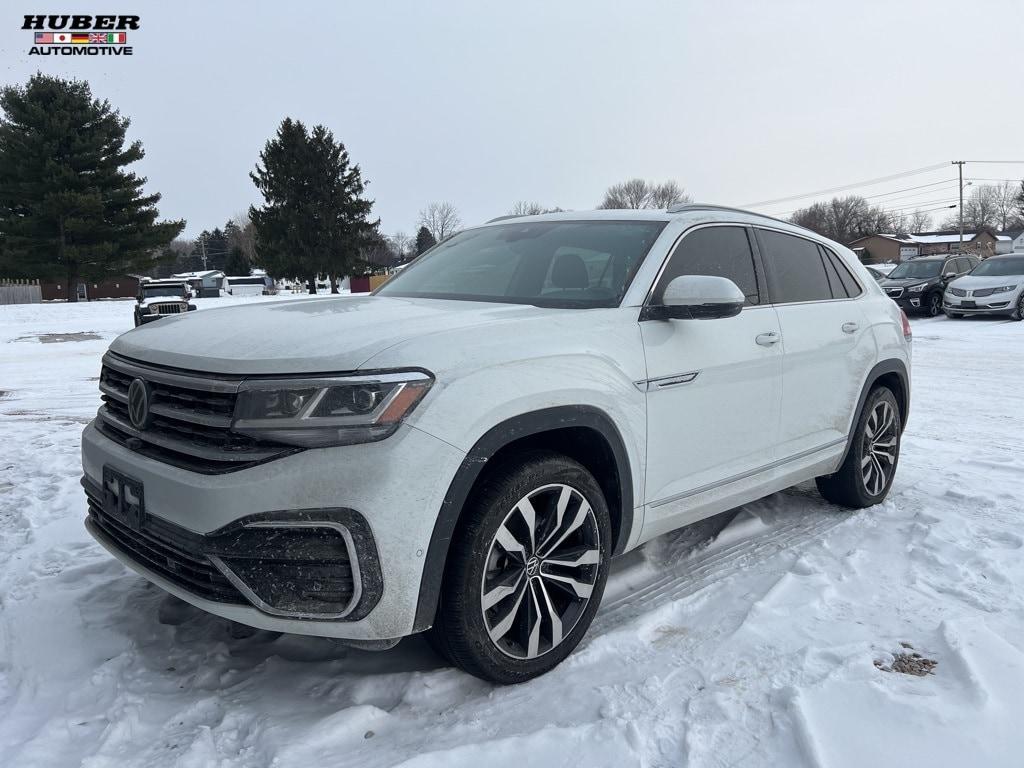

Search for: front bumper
xmin=943 ymin=294 xmax=1017 ymax=315
xmin=81 ymin=419 xmax=465 ymax=640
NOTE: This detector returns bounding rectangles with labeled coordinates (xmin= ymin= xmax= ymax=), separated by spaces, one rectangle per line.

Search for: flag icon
xmin=53 ymin=33 xmax=72 ymax=43
xmin=34 ymin=32 xmax=54 ymax=44
xmin=88 ymin=32 xmax=127 ymax=44
xmin=71 ymin=34 xmax=89 ymax=44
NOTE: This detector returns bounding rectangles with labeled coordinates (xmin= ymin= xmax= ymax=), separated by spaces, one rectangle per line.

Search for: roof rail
xmin=666 ymin=203 xmax=808 ymax=232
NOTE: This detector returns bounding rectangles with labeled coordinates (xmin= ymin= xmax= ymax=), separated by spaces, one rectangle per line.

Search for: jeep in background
xmin=134 ymin=280 xmax=196 ymax=326
xmin=84 ymin=205 xmax=911 ymax=684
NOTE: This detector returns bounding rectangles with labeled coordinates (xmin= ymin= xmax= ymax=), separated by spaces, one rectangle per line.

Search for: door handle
xmin=755 ymin=331 xmax=780 ymax=346
xmin=842 ymin=322 xmax=859 ymax=334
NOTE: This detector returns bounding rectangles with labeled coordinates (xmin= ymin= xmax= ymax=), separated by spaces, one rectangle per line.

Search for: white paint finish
xmin=773 ymin=298 xmax=876 ymax=458
xmin=639 ymin=306 xmax=784 ymax=539
xmin=82 ymin=420 xmax=466 ymax=640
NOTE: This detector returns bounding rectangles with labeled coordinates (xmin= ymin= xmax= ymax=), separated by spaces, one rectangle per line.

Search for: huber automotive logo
xmin=23 ymin=14 xmax=139 ymax=56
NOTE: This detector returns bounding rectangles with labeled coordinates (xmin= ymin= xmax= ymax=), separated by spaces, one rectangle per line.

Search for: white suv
xmin=82 ymin=205 xmax=911 ymax=683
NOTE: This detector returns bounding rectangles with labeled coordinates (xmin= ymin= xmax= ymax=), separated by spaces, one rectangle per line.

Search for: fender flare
xmin=836 ymin=358 xmax=910 ymax=468
xmin=412 ymin=405 xmax=634 ymax=632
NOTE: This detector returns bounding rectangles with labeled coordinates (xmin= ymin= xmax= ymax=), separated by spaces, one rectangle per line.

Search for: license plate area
xmin=102 ymin=466 xmax=146 ymax=531
xmin=962 ymin=300 xmax=976 ymax=308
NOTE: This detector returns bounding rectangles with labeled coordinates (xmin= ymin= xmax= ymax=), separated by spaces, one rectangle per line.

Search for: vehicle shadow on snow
xmin=93 ymin=482 xmax=840 ymax=686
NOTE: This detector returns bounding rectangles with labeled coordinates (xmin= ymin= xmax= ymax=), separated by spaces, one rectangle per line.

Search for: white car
xmin=944 ymin=254 xmax=1024 ymax=320
xmin=82 ymin=206 xmax=911 ymax=683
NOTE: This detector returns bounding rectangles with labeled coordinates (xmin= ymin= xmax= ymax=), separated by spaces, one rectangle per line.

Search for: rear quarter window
xmin=757 ymin=229 xmax=833 ymax=304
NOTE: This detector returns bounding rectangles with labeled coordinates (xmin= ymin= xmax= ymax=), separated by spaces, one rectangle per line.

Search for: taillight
xmin=900 ymin=310 xmax=912 ymax=341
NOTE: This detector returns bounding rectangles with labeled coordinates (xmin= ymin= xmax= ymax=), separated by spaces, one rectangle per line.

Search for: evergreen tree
xmin=0 ymin=74 xmax=184 ymax=300
xmin=415 ymin=225 xmax=437 ymax=255
xmin=249 ymin=118 xmax=378 ymax=293
xmin=190 ymin=227 xmax=230 ymax=271
xmin=223 ymin=245 xmax=249 ymax=276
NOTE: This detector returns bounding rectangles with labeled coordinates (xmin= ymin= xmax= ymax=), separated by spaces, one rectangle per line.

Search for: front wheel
xmin=1012 ymin=292 xmax=1024 ymax=321
xmin=429 ymin=451 xmax=611 ymax=684
xmin=926 ymin=292 xmax=942 ymax=317
xmin=816 ymin=386 xmax=901 ymax=508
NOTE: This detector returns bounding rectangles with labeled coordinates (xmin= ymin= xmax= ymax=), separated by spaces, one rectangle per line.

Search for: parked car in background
xmin=134 ymin=280 xmax=196 ymax=327
xmin=865 ymin=266 xmax=887 ymax=283
xmin=944 ymin=254 xmax=1024 ymax=320
xmin=224 ymin=275 xmax=275 ymax=296
xmin=84 ymin=206 xmax=911 ymax=683
xmin=879 ymin=254 xmax=978 ymax=316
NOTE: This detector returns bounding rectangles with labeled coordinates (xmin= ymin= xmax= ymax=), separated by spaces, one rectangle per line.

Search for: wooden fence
xmin=0 ymin=279 xmax=43 ymax=305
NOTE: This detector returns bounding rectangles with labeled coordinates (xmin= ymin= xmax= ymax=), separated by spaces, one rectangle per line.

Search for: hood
xmin=139 ymin=295 xmax=188 ymax=306
xmin=110 ymin=295 xmax=565 ymax=374
xmin=879 ymin=277 xmax=934 ymax=289
xmin=948 ymin=274 xmax=1023 ymax=290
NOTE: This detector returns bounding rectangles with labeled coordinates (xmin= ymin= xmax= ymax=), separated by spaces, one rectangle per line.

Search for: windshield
xmin=141 ymin=285 xmax=186 ymax=298
xmin=375 ymin=220 xmax=668 ymax=308
xmin=970 ymin=257 xmax=1024 ymax=277
xmin=887 ymin=260 xmax=942 ymax=279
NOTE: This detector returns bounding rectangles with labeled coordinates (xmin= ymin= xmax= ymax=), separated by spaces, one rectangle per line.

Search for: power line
xmin=771 ymin=181 xmax=960 ymax=217
xmin=743 ymin=162 xmax=949 ymax=208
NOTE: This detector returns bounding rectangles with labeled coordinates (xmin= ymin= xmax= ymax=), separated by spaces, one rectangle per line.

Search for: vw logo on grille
xmin=127 ymin=378 xmax=152 ymax=430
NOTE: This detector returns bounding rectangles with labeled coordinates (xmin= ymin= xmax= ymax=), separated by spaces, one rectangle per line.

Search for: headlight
xmin=232 ymin=370 xmax=433 ymax=447
xmin=990 ymin=285 xmax=1017 ymax=294
xmin=908 ymin=283 xmax=927 ymax=293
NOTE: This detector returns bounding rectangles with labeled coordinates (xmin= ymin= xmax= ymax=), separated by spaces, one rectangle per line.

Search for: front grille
xmin=886 ymin=287 xmax=904 ymax=298
xmin=972 ymin=288 xmax=996 ymax=298
xmin=950 ymin=287 xmax=967 ymax=297
xmin=85 ymin=483 xmax=244 ymax=603
xmin=97 ymin=354 xmax=299 ymax=473
xmin=151 ymin=303 xmax=185 ymax=314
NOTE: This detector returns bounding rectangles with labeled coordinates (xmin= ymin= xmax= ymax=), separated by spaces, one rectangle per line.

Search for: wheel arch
xmin=412 ymin=405 xmax=634 ymax=632
xmin=837 ymin=358 xmax=910 ymax=468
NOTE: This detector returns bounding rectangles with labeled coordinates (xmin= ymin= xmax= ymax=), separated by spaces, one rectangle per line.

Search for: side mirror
xmin=644 ymin=275 xmax=745 ymax=320
xmin=943 ymin=272 xmax=956 ymax=280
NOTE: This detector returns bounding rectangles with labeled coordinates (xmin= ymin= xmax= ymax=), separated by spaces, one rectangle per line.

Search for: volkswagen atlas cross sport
xmin=82 ymin=205 xmax=911 ymax=684
xmin=943 ymin=253 xmax=1024 ymax=320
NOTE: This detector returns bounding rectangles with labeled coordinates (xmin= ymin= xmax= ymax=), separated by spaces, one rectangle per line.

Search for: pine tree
xmin=415 ymin=226 xmax=437 ymax=255
xmin=223 ymin=245 xmax=249 ymax=276
xmin=249 ymin=118 xmax=378 ymax=293
xmin=0 ymin=74 xmax=184 ymax=300
xmin=190 ymin=227 xmax=230 ymax=272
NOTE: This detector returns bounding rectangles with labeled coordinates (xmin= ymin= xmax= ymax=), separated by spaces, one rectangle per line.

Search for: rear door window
xmin=757 ymin=229 xmax=833 ymax=304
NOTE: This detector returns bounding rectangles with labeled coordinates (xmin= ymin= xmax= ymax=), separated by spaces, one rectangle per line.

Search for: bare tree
xmin=791 ymin=195 xmax=891 ymax=244
xmin=509 ymin=201 xmax=545 ymax=216
xmin=941 ymin=184 xmax=1001 ymax=231
xmin=906 ymin=209 xmax=933 ymax=233
xmin=419 ymin=202 xmax=461 ymax=242
xmin=598 ymin=178 xmax=691 ymax=210
xmin=992 ymin=181 xmax=1019 ymax=230
xmin=389 ymin=231 xmax=412 ymax=260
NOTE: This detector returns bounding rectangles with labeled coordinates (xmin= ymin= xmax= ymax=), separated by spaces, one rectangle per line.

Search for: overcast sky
xmin=3 ymin=0 xmax=1023 ymax=238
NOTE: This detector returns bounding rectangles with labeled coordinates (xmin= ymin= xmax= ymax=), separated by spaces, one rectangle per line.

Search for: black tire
xmin=925 ymin=292 xmax=942 ymax=317
xmin=816 ymin=386 xmax=901 ymax=509
xmin=429 ymin=450 xmax=612 ymax=684
xmin=133 ymin=311 xmax=141 ymax=327
xmin=944 ymin=310 xmax=962 ymax=319
xmin=1012 ymin=292 xmax=1024 ymax=321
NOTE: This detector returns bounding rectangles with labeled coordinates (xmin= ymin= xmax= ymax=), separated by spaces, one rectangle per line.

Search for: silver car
xmin=944 ymin=254 xmax=1024 ymax=320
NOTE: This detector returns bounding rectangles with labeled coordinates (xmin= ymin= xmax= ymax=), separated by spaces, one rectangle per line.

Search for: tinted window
xmin=654 ymin=226 xmax=760 ymax=304
xmin=758 ymin=229 xmax=832 ymax=303
xmin=887 ymin=260 xmax=943 ymax=279
xmin=971 ymin=256 xmax=1024 ymax=276
xmin=378 ymin=220 xmax=667 ymax=308
xmin=822 ymin=246 xmax=862 ymax=297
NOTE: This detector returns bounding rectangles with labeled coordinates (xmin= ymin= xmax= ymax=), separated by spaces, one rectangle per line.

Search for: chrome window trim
xmin=208 ymin=520 xmax=363 ymax=620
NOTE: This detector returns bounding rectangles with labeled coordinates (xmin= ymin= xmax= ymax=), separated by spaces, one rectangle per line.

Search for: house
xmin=40 ymin=275 xmax=139 ymax=301
xmin=171 ymin=270 xmax=224 ymax=298
xmin=1004 ymin=229 xmax=1024 ymax=252
xmin=847 ymin=229 xmax=1004 ymax=264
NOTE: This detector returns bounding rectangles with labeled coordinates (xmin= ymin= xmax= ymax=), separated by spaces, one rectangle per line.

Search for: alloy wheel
xmin=480 ymin=483 xmax=601 ymax=659
xmin=928 ymin=293 xmax=941 ymax=316
xmin=860 ymin=400 xmax=898 ymax=496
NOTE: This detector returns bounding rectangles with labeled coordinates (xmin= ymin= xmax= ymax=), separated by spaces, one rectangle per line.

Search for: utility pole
xmin=200 ymin=237 xmax=208 ymax=270
xmin=952 ymin=160 xmax=965 ymax=251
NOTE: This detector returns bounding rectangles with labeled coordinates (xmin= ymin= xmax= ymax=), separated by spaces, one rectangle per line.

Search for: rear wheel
xmin=816 ymin=386 xmax=901 ymax=508
xmin=429 ymin=451 xmax=611 ymax=684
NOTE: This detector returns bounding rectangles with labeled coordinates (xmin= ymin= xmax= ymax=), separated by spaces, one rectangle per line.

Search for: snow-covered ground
xmin=1 ymin=297 xmax=1023 ymax=767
